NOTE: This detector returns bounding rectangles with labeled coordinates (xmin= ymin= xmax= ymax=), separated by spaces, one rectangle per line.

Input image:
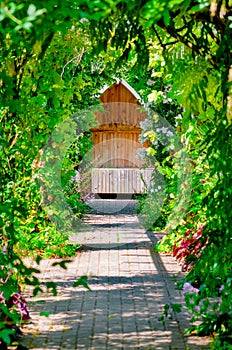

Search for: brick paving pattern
xmin=21 ymin=200 xmax=211 ymax=349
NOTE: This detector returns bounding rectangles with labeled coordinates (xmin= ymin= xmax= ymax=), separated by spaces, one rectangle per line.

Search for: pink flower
xmin=2 ymin=246 xmax=7 ymax=254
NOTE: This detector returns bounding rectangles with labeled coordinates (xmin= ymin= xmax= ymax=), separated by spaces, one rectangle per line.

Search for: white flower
xmin=136 ymin=148 xmax=147 ymax=161
xmin=70 ymin=171 xmax=80 ymax=183
xmin=166 ymin=131 xmax=174 ymax=137
xmin=161 ymin=127 xmax=168 ymax=134
xmin=151 ymin=140 xmax=158 ymax=146
xmin=147 ymin=79 xmax=155 ymax=86
xmin=140 ymin=119 xmax=153 ymax=131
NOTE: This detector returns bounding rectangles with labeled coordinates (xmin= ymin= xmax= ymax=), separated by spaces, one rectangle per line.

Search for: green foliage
xmin=0 ymin=1 xmax=112 ymax=345
xmin=1 ymin=0 xmax=232 ymax=348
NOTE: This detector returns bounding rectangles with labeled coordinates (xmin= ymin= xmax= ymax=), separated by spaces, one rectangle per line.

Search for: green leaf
xmin=46 ymin=282 xmax=57 ymax=296
xmin=8 ymin=2 xmax=17 ymax=14
xmin=0 ymin=328 xmax=15 ymax=345
xmin=73 ymin=276 xmax=91 ymax=291
xmin=33 ymin=286 xmax=43 ymax=296
xmin=23 ymin=21 xmax=33 ymax=30
xmin=52 ymin=259 xmax=72 ymax=269
xmin=0 ymin=304 xmax=19 ymax=324
xmin=188 ymin=1 xmax=209 ymax=14
xmin=25 ymin=275 xmax=40 ymax=286
xmin=27 ymin=4 xmax=36 ymax=16
xmin=0 ymin=10 xmax=6 ymax=21
xmin=171 ymin=303 xmax=182 ymax=313
xmin=36 ymin=255 xmax=43 ymax=265
xmin=35 ymin=8 xmax=47 ymax=17
xmin=40 ymin=311 xmax=51 ymax=317
xmin=163 ymin=9 xmax=170 ymax=26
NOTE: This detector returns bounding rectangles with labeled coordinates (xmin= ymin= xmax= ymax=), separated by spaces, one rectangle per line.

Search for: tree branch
xmin=60 ymin=47 xmax=85 ymax=79
xmin=153 ymin=25 xmax=179 ymax=50
xmin=156 ymin=19 xmax=217 ymax=66
xmin=153 ymin=25 xmax=166 ymax=50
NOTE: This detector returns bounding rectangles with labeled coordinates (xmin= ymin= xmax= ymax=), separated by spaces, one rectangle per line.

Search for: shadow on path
xmin=22 ymin=210 xmax=211 ymax=350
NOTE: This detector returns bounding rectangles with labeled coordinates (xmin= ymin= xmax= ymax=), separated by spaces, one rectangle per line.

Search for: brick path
xmin=21 ymin=201 xmax=211 ymax=349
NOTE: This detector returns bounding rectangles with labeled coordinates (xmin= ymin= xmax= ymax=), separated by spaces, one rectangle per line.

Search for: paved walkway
xmin=21 ymin=203 xmax=211 ymax=350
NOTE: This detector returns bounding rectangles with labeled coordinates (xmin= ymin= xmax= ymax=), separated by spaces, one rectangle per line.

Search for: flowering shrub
xmin=139 ymin=72 xmax=232 ymax=349
xmin=0 ymin=244 xmax=31 ymax=348
xmin=65 ymin=193 xmax=91 ymax=219
xmin=160 ymin=280 xmax=232 ymax=348
xmin=2 ymin=292 xmax=30 ymax=322
xmin=0 ymin=289 xmax=30 ymax=346
xmin=172 ymin=226 xmax=207 ymax=272
xmin=180 ymin=280 xmax=232 ymax=346
xmin=181 ymin=282 xmax=199 ymax=299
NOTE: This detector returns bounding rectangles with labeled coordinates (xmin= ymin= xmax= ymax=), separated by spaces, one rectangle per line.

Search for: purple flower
xmin=181 ymin=282 xmax=199 ymax=300
xmin=219 ymin=285 xmax=224 ymax=292
xmin=195 ymin=305 xmax=200 ymax=312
